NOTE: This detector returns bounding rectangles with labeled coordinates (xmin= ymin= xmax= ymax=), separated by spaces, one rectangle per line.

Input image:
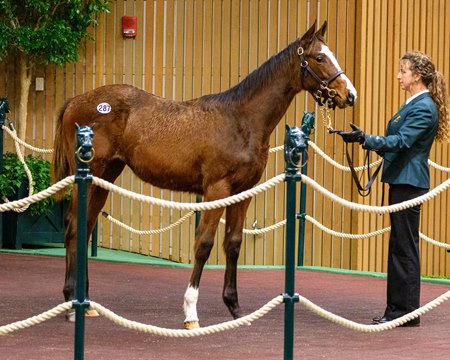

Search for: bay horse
xmin=52 ymin=21 xmax=357 ymax=328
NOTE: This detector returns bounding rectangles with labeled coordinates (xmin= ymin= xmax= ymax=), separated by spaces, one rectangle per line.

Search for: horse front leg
xmin=183 ymin=206 xmax=223 ymax=329
xmin=222 ymin=198 xmax=251 ymax=319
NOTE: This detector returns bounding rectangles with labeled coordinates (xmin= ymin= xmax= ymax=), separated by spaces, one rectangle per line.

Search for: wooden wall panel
xmin=1 ymin=0 xmax=449 ymax=278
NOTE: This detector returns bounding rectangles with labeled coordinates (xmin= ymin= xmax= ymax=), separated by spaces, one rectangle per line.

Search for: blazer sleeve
xmin=362 ymin=103 xmax=435 ymax=153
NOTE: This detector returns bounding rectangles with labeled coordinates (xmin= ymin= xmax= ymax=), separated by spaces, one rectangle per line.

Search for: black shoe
xmin=371 ymin=315 xmax=420 ymax=327
xmin=372 ymin=315 xmax=384 ymax=323
xmin=371 ymin=315 xmax=391 ymax=325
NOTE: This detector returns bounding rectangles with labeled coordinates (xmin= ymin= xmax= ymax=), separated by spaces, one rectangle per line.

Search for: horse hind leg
xmin=222 ymin=198 xmax=251 ymax=319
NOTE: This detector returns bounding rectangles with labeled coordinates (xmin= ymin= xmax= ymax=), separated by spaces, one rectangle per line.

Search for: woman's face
xmin=397 ymin=60 xmax=420 ymax=92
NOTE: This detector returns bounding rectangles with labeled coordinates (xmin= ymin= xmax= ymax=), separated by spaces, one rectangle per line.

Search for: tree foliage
xmin=0 ymin=0 xmax=110 ymax=66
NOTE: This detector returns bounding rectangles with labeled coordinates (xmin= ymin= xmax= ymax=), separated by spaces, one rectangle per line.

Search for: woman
xmin=336 ymin=51 xmax=450 ymax=327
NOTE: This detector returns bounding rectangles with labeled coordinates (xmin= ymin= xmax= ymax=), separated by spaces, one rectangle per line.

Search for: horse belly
xmin=126 ymin=152 xmax=204 ymax=194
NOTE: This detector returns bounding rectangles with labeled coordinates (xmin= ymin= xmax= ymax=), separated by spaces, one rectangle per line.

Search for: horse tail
xmin=52 ymin=100 xmax=72 ymax=201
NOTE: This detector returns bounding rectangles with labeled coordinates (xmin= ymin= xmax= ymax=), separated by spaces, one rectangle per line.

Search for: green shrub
xmin=0 ymin=152 xmax=52 ymax=216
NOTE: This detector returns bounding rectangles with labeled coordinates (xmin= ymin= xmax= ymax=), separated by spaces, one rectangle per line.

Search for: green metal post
xmin=284 ymin=169 xmax=300 ymax=360
xmin=0 ymin=98 xmax=8 ymax=248
xmin=296 ymin=112 xmax=314 ymax=266
xmin=73 ymin=125 xmax=94 ymax=360
xmin=283 ymin=122 xmax=309 ymax=359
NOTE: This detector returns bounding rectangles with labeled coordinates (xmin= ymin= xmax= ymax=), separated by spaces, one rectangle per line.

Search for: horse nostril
xmin=347 ymin=92 xmax=356 ymax=105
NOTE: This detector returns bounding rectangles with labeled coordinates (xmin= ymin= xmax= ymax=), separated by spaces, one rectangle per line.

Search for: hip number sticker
xmin=97 ymin=102 xmax=111 ymax=114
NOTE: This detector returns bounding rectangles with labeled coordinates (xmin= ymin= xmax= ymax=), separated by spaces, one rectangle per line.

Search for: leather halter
xmin=297 ymin=46 xmax=344 ymax=105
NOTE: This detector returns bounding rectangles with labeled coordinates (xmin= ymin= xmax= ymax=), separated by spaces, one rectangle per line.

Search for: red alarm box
xmin=122 ymin=16 xmax=137 ymax=38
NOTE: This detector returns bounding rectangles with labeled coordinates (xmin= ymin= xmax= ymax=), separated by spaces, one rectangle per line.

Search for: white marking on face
xmin=321 ymin=45 xmax=358 ymax=101
xmin=183 ymin=285 xmax=199 ymax=322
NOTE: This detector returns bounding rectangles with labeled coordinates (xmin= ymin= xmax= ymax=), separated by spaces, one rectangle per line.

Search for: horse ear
xmin=316 ymin=20 xmax=327 ymax=37
xmin=285 ymin=124 xmax=291 ymax=132
xmin=303 ymin=20 xmax=317 ymax=39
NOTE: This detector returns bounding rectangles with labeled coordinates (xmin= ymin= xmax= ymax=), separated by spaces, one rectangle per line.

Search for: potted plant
xmin=0 ymin=152 xmax=68 ymax=249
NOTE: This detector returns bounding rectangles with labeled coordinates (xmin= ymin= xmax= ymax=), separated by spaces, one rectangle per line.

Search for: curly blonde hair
xmin=402 ymin=51 xmax=450 ymax=142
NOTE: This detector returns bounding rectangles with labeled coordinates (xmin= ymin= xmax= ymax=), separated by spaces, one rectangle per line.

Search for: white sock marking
xmin=183 ymin=285 xmax=199 ymax=323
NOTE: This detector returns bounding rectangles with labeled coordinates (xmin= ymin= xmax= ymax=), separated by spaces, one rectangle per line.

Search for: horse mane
xmin=197 ymin=33 xmax=322 ymax=108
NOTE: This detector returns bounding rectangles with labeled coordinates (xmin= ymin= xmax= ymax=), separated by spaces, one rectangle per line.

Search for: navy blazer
xmin=363 ymin=92 xmax=438 ymax=189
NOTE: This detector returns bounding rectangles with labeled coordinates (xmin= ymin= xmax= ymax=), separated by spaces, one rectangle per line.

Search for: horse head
xmin=296 ymin=21 xmax=357 ymax=109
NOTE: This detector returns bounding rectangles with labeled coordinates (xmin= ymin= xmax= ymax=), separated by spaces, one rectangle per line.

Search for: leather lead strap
xmin=345 ymin=143 xmax=383 ymax=197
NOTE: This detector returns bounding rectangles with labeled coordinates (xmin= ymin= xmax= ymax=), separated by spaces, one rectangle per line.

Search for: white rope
xmin=89 ymin=295 xmax=283 ymax=337
xmin=299 ymin=289 xmax=450 ymax=332
xmin=419 ymin=232 xmax=450 ymax=249
xmin=103 ymin=209 xmax=287 ymax=236
xmin=300 ymin=172 xmax=450 ymax=214
xmin=305 ymin=215 xmax=390 ymax=239
xmin=308 ymin=141 xmax=383 ymax=172
xmin=224 ymin=218 xmax=287 ymax=235
xmin=305 ymin=214 xmax=450 ymax=248
xmin=428 ymin=159 xmax=450 ymax=172
xmin=0 ymin=176 xmax=74 ymax=213
xmin=270 ymin=142 xmax=450 ymax=173
xmin=0 ymin=302 xmax=72 ymax=335
xmin=1 ymin=126 xmax=34 ymax=212
xmin=102 ymin=210 xmax=195 ymax=235
xmin=1 ymin=125 xmax=54 ymax=154
xmin=269 ymin=145 xmax=284 ymax=153
xmin=92 ymin=174 xmax=286 ymax=211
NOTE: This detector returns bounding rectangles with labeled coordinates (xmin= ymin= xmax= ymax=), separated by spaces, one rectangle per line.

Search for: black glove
xmin=333 ymin=123 xmax=365 ymax=144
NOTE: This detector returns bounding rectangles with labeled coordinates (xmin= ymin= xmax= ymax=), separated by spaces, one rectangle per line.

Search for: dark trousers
xmin=384 ymin=184 xmax=428 ymax=319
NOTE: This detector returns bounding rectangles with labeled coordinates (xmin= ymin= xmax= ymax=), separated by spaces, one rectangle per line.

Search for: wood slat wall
xmin=1 ymin=0 xmax=449 ymax=277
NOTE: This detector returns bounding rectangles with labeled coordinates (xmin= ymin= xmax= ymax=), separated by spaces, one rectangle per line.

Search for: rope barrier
xmin=308 ymin=141 xmax=383 ymax=172
xmin=269 ymin=140 xmax=450 ymax=173
xmin=92 ymin=174 xmax=286 ymax=211
xmin=0 ymin=302 xmax=72 ymax=335
xmin=300 ymin=172 xmax=450 ymax=214
xmin=102 ymin=208 xmax=450 ymax=248
xmin=0 ymin=176 xmax=74 ymax=213
xmin=1 ymin=129 xmax=449 ymax=343
xmin=1 ymin=125 xmax=54 ymax=154
xmin=299 ymin=289 xmax=450 ymax=332
xmin=3 ymin=288 xmax=449 ymax=336
xmin=89 ymin=295 xmax=283 ymax=337
xmin=101 ymin=210 xmax=195 ymax=235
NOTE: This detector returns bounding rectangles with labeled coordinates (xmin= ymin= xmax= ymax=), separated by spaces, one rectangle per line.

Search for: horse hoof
xmin=85 ymin=309 xmax=99 ymax=317
xmin=66 ymin=309 xmax=75 ymax=322
xmin=184 ymin=321 xmax=200 ymax=330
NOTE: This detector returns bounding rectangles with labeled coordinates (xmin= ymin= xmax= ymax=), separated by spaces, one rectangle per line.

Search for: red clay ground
xmin=1 ymin=253 xmax=449 ymax=360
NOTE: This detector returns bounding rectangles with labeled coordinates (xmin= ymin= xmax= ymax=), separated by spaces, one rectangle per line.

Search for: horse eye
xmin=316 ymin=56 xmax=325 ymax=63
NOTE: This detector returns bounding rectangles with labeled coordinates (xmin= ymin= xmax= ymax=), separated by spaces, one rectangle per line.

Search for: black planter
xmin=1 ymin=184 xmax=67 ymax=249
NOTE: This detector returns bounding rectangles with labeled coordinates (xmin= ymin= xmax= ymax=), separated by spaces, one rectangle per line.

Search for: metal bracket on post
xmin=72 ymin=124 xmax=94 ymax=360
xmin=283 ymin=120 xmax=309 ymax=360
